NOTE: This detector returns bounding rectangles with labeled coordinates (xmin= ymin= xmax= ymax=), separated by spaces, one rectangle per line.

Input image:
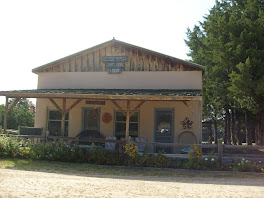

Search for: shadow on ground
xmin=1 ymin=158 xmax=264 ymax=187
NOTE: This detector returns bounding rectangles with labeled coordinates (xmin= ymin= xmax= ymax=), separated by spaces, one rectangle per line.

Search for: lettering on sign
xmin=105 ymin=62 xmax=125 ymax=68
xmin=102 ymin=56 xmax=128 ymax=62
xmin=102 ymin=56 xmax=128 ymax=74
xmin=86 ymin=101 xmax=105 ymax=105
xmin=109 ymin=68 xmax=121 ymax=74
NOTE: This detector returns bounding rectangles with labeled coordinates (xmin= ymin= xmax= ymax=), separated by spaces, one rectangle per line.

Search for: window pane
xmin=49 ymin=111 xmax=62 ymax=120
xmin=48 ymin=121 xmax=68 ymax=137
xmin=116 ymin=111 xmax=138 ymax=122
xmin=65 ymin=113 xmax=69 ymax=120
xmin=116 ymin=112 xmax=126 ymax=121
xmin=49 ymin=111 xmax=69 ymax=120
xmin=48 ymin=121 xmax=61 ymax=136
xmin=64 ymin=121 xmax=69 ymax=136
xmin=130 ymin=112 xmax=138 ymax=122
xmin=129 ymin=123 xmax=138 ymax=137
xmin=115 ymin=122 xmax=138 ymax=139
xmin=115 ymin=122 xmax=126 ymax=137
xmin=156 ymin=111 xmax=172 ymax=137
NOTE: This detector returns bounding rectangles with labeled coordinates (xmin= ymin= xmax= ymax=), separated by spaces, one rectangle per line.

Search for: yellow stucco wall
xmin=35 ymin=98 xmax=202 ymax=145
xmin=37 ymin=71 xmax=202 ymax=90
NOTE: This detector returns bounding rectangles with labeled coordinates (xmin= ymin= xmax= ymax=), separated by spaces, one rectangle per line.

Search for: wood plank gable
xmin=32 ymin=39 xmax=204 ymax=73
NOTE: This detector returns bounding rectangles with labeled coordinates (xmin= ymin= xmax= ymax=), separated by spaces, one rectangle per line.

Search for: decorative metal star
xmin=181 ymin=117 xmax=193 ymax=129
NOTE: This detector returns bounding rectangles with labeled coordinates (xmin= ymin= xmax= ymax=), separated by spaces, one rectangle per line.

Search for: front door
xmin=82 ymin=107 xmax=101 ymax=135
xmin=154 ymin=109 xmax=174 ymax=154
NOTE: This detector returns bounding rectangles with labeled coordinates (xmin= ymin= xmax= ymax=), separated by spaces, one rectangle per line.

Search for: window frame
xmin=81 ymin=107 xmax=101 ymax=132
xmin=114 ymin=110 xmax=140 ymax=139
xmin=47 ymin=109 xmax=69 ymax=137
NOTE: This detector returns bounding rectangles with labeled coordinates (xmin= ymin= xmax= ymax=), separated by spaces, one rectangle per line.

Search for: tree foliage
xmin=0 ymin=98 xmax=35 ymax=130
xmin=185 ymin=0 xmax=264 ymax=145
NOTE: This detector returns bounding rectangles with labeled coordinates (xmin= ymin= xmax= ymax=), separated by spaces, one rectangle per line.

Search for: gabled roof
xmin=32 ymin=38 xmax=205 ymax=73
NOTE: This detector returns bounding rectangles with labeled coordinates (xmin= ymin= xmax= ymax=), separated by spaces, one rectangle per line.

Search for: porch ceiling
xmin=0 ymin=89 xmax=202 ymax=101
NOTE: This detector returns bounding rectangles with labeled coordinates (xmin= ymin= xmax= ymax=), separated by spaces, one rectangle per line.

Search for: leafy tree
xmin=0 ymin=98 xmax=35 ymax=130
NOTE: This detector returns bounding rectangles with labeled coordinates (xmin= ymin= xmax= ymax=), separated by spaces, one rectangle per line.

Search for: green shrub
xmin=184 ymin=145 xmax=203 ymax=170
xmin=203 ymin=157 xmax=218 ymax=170
xmin=0 ymin=135 xmax=30 ymax=158
xmin=232 ymin=158 xmax=255 ymax=172
xmin=152 ymin=150 xmax=170 ymax=168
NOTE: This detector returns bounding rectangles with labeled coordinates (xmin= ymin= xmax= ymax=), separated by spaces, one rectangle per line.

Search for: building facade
xmin=0 ymin=39 xmax=205 ymax=153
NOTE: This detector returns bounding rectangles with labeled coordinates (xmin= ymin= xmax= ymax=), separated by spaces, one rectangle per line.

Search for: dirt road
xmin=0 ymin=169 xmax=264 ymax=198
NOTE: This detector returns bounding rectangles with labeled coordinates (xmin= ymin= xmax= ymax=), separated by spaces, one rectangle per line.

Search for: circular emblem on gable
xmin=102 ymin=113 xmax=112 ymax=123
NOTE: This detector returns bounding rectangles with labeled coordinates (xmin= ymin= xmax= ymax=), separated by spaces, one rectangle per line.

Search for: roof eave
xmin=32 ymin=39 xmax=205 ymax=73
xmin=32 ymin=39 xmax=114 ymax=74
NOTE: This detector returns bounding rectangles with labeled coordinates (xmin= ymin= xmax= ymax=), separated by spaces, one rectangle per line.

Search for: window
xmin=47 ymin=110 xmax=69 ymax=136
xmin=114 ymin=111 xmax=139 ymax=140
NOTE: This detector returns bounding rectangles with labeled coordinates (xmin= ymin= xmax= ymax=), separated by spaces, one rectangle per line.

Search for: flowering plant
xmin=185 ymin=144 xmax=203 ymax=169
xmin=124 ymin=143 xmax=138 ymax=159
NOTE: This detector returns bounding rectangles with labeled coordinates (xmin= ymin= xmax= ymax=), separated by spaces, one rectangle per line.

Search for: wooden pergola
xmin=0 ymin=89 xmax=202 ymax=143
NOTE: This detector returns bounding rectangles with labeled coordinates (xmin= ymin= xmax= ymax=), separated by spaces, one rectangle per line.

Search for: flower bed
xmin=0 ymin=135 xmax=263 ymax=173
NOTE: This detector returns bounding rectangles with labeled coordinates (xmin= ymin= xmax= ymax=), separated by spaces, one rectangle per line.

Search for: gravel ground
xmin=0 ymin=169 xmax=264 ymax=198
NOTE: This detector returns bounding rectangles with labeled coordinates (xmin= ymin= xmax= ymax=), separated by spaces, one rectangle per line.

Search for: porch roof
xmin=0 ymin=89 xmax=202 ymax=101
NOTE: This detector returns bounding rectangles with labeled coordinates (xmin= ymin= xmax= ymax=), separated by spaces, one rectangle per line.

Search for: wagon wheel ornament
xmin=102 ymin=113 xmax=112 ymax=123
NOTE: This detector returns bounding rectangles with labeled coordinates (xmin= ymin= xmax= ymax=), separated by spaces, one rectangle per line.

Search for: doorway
xmin=82 ymin=107 xmax=101 ymax=133
xmin=154 ymin=109 xmax=174 ymax=154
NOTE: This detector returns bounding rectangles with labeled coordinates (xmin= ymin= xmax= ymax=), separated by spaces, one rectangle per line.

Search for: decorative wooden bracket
xmin=130 ymin=101 xmax=145 ymax=118
xmin=6 ymin=97 xmax=21 ymax=113
xmin=111 ymin=100 xmax=126 ymax=116
xmin=65 ymin=99 xmax=82 ymax=115
xmin=49 ymin=98 xmax=62 ymax=112
xmin=3 ymin=97 xmax=21 ymax=133
xmin=111 ymin=100 xmax=145 ymax=117
xmin=182 ymin=101 xmax=199 ymax=118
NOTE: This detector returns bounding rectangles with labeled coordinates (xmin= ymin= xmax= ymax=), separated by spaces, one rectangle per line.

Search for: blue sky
xmin=0 ymin=0 xmax=216 ymax=104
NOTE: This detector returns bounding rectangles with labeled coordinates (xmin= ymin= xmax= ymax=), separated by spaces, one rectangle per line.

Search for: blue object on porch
xmin=180 ymin=147 xmax=194 ymax=154
xmin=135 ymin=137 xmax=147 ymax=152
xmin=105 ymin=136 xmax=116 ymax=150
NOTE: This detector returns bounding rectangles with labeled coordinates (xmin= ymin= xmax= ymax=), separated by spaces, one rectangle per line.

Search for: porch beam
xmin=126 ymin=100 xmax=130 ymax=143
xmin=130 ymin=101 xmax=145 ymax=117
xmin=3 ymin=97 xmax=21 ymax=133
xmin=111 ymin=100 xmax=126 ymax=116
xmin=49 ymin=98 xmax=62 ymax=113
xmin=182 ymin=101 xmax=199 ymax=118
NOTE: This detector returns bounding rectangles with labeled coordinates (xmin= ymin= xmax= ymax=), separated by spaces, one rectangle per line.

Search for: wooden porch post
xmin=61 ymin=98 xmax=66 ymax=137
xmin=198 ymin=100 xmax=202 ymax=142
xmin=3 ymin=97 xmax=9 ymax=133
xmin=126 ymin=100 xmax=130 ymax=143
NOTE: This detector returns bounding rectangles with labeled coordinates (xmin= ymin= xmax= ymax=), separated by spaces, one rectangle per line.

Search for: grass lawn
xmin=0 ymin=158 xmax=263 ymax=179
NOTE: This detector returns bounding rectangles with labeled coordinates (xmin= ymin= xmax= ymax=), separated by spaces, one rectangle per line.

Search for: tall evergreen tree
xmin=185 ymin=0 xmax=264 ymax=145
